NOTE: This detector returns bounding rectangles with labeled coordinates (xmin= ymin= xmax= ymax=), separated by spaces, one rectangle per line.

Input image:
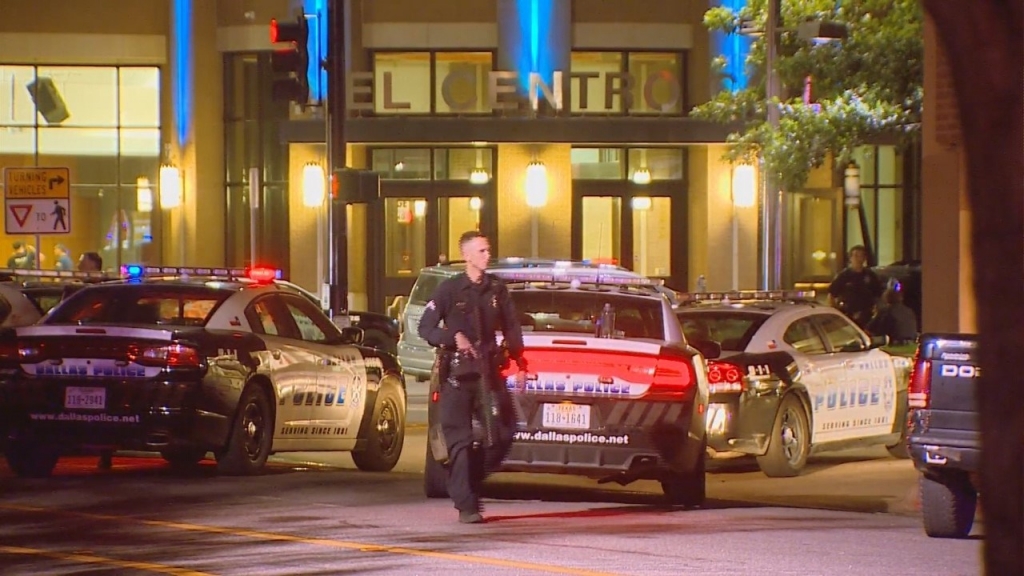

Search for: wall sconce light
xmin=843 ymin=162 xmax=861 ymax=207
xmin=413 ymin=199 xmax=427 ymax=218
xmin=136 ymin=176 xmax=153 ymax=213
xmin=469 ymin=196 xmax=482 ymax=211
xmin=732 ymin=164 xmax=757 ymax=208
xmin=631 ymin=168 xmax=652 ymax=185
xmin=159 ymin=164 xmax=182 ymax=209
xmin=631 ymin=196 xmax=652 ymax=211
xmin=469 ymin=168 xmax=490 ymax=185
xmin=302 ymin=162 xmax=326 ymax=208
xmin=525 ymin=160 xmax=548 ymax=208
xmin=394 ymin=161 xmax=405 ymax=172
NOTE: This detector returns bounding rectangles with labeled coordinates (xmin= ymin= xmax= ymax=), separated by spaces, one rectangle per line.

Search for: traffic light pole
xmin=326 ymin=0 xmax=348 ymax=316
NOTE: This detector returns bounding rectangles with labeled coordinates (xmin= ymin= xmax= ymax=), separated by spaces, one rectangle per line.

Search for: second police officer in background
xmin=418 ymin=230 xmax=528 ymax=524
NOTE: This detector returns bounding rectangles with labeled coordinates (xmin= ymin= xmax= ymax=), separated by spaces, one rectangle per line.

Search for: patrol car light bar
xmin=0 ymin=268 xmax=114 ymax=281
xmin=681 ymin=290 xmax=817 ymax=303
xmin=120 ymin=265 xmax=283 ymax=282
xmin=493 ymin=271 xmax=664 ymax=287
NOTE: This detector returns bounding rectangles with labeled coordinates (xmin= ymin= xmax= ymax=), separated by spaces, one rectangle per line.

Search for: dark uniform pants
xmin=439 ymin=366 xmax=516 ymax=513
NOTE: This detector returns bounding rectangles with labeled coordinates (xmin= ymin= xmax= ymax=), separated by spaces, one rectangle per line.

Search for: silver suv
xmin=396 ymin=259 xmax=641 ymax=381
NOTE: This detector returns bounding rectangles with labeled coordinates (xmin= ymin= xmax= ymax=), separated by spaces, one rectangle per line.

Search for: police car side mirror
xmin=690 ymin=339 xmax=722 ymax=360
xmin=340 ymin=326 xmax=364 ymax=345
xmin=869 ymin=334 xmax=889 ymax=349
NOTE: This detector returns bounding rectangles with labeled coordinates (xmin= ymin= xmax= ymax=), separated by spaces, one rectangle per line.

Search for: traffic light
xmin=269 ymin=16 xmax=309 ymax=103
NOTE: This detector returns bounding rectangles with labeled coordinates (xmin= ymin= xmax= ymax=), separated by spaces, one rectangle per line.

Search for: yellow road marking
xmin=0 ymin=545 xmax=213 ymax=575
xmin=1 ymin=504 xmax=618 ymax=576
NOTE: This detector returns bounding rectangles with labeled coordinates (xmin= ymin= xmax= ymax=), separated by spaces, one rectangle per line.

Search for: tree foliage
xmin=692 ymin=0 xmax=923 ymax=191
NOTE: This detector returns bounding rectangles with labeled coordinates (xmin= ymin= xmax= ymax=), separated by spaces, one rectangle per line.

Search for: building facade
xmin=0 ymin=0 xmax=921 ymax=316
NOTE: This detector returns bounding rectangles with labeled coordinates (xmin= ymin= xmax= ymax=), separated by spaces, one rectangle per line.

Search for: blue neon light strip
xmin=716 ymin=0 xmax=751 ymax=92
xmin=514 ymin=0 xmax=554 ymax=93
xmin=304 ymin=0 xmax=327 ymax=103
xmin=172 ymin=0 xmax=193 ymax=146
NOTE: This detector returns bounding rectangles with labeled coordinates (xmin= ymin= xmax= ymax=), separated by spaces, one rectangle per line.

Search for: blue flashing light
xmin=172 ymin=0 xmax=194 ymax=146
xmin=715 ymin=0 xmax=752 ymax=92
xmin=304 ymin=0 xmax=328 ymax=103
xmin=124 ymin=265 xmax=144 ymax=279
xmin=514 ymin=0 xmax=555 ymax=93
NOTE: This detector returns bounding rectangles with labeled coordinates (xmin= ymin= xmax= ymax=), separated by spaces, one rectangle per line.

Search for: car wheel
xmin=660 ymin=447 xmax=706 ymax=508
xmin=352 ymin=381 xmax=405 ymax=472
xmin=362 ymin=330 xmax=397 ymax=356
xmin=215 ymin=385 xmax=273 ymax=476
xmin=161 ymin=447 xmax=208 ymax=468
xmin=4 ymin=439 xmax=59 ymax=478
xmin=424 ymin=442 xmax=449 ymax=498
xmin=756 ymin=394 xmax=810 ymax=477
xmin=921 ymin=473 xmax=977 ymax=538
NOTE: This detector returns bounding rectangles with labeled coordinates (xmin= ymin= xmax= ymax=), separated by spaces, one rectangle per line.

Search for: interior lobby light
xmin=525 ymin=161 xmax=548 ymax=208
xmin=302 ymin=162 xmax=326 ymax=208
xmin=631 ymin=168 xmax=652 ymax=185
xmin=413 ymin=199 xmax=427 ymax=217
xmin=136 ymin=176 xmax=153 ymax=213
xmin=732 ymin=164 xmax=757 ymax=208
xmin=159 ymin=164 xmax=182 ymax=209
xmin=469 ymin=167 xmax=490 ymax=185
xmin=631 ymin=196 xmax=652 ymax=211
xmin=469 ymin=197 xmax=482 ymax=211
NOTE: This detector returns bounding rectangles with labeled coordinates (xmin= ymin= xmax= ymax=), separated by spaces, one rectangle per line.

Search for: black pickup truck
xmin=907 ymin=333 xmax=981 ymax=538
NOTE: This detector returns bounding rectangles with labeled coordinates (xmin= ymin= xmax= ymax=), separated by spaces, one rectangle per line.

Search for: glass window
xmin=46 ymin=285 xmax=230 ymax=326
xmin=439 ymin=196 xmax=482 ymax=260
xmin=581 ymin=196 xmax=621 ymax=264
xmin=512 ymin=291 xmax=665 ymax=340
xmin=435 ymin=148 xmax=493 ymax=181
xmin=569 ymin=52 xmax=622 ymax=113
xmin=571 ymin=148 xmax=623 ymax=179
xmin=373 ymin=52 xmax=430 ymax=114
xmin=385 ymin=197 xmax=427 ymax=277
xmin=677 ymin=311 xmax=769 ymax=352
xmin=783 ymin=318 xmax=827 ymax=354
xmin=0 ymin=65 xmax=38 ymax=126
xmin=371 ymin=148 xmax=431 ymax=180
xmin=627 ymin=53 xmax=683 ymax=114
xmin=34 ymin=66 xmax=118 ymax=127
xmin=119 ymin=68 xmax=161 ymax=128
xmin=632 ymin=196 xmax=671 ymax=276
xmin=875 ymin=187 xmax=904 ymax=265
xmin=282 ymin=296 xmax=338 ymax=343
xmin=628 ymin=148 xmax=683 ymax=181
xmin=817 ymin=314 xmax=866 ymax=352
xmin=410 ymin=272 xmax=447 ymax=306
xmin=435 ymin=52 xmax=492 ymax=114
xmin=249 ymin=298 xmax=284 ymax=336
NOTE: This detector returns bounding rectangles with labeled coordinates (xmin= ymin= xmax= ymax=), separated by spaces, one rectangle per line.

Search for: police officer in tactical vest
xmin=418 ymin=230 xmax=527 ymax=523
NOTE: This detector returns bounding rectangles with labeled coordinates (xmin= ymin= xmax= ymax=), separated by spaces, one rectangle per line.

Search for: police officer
xmin=418 ymin=230 xmax=527 ymax=524
xmin=828 ymin=245 xmax=884 ymax=328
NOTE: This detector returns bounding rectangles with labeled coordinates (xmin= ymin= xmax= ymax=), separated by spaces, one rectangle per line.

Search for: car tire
xmin=215 ymin=385 xmax=273 ymax=476
xmin=352 ymin=381 xmax=405 ymax=472
xmin=424 ymin=442 xmax=449 ymax=498
xmin=4 ymin=439 xmax=59 ymax=478
xmin=362 ymin=330 xmax=397 ymax=356
xmin=921 ymin=473 xmax=977 ymax=538
xmin=161 ymin=447 xmax=208 ymax=468
xmin=660 ymin=448 xmax=706 ymax=508
xmin=757 ymin=394 xmax=810 ymax=477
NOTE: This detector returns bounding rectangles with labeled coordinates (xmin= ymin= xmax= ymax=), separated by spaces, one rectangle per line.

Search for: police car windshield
xmin=676 ymin=311 xmax=768 ymax=351
xmin=46 ymin=285 xmax=231 ymax=327
xmin=510 ymin=291 xmax=664 ymax=340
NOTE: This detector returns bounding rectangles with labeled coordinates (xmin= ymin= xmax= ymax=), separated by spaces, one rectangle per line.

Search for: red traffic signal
xmin=268 ymin=16 xmax=310 ymax=104
xmin=269 ymin=17 xmax=307 ymax=45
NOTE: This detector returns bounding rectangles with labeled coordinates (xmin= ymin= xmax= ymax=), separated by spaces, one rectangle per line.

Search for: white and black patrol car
xmin=675 ymin=290 xmax=913 ymax=477
xmin=424 ymin=265 xmax=713 ymax=507
xmin=0 ymin=268 xmax=114 ymax=325
xmin=0 ymin=265 xmax=406 ymax=478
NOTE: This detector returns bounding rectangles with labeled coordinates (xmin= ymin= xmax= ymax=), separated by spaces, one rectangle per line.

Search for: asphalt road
xmin=0 ymin=423 xmax=982 ymax=576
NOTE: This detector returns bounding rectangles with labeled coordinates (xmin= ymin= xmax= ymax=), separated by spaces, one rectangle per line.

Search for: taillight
xmin=0 ymin=340 xmax=19 ymax=362
xmin=650 ymin=356 xmax=696 ymax=399
xmin=707 ymin=360 xmax=744 ymax=394
xmin=132 ymin=343 xmax=201 ymax=368
xmin=907 ymin=350 xmax=931 ymax=409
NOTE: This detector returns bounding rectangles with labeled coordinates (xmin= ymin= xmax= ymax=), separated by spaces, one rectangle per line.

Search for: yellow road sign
xmin=3 ymin=167 xmax=71 ymax=199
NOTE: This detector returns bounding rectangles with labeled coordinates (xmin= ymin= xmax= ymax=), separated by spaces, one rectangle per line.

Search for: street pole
xmin=326 ymin=0 xmax=348 ymax=316
xmin=761 ymin=0 xmax=783 ymax=290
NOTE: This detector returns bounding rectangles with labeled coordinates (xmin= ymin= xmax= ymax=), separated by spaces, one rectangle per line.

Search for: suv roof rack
xmin=678 ymin=289 xmax=818 ymax=305
xmin=433 ymin=258 xmax=629 ymax=271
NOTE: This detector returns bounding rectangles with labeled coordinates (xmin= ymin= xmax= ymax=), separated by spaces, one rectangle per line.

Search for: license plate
xmin=542 ymin=403 xmax=591 ymax=430
xmin=64 ymin=386 xmax=106 ymax=410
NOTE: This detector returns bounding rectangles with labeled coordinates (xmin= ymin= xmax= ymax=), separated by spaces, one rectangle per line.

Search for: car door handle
xmin=271 ymin=349 xmax=282 ymax=360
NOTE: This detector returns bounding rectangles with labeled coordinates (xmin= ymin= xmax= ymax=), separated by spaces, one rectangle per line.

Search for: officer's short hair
xmin=458 ymin=230 xmax=486 ymax=248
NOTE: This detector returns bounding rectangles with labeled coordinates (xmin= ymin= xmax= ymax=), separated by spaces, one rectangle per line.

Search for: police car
xmin=0 ymin=265 xmax=406 ymax=478
xmin=675 ymin=290 xmax=913 ymax=477
xmin=0 ymin=268 xmax=113 ymax=324
xmin=423 ymin=264 xmax=713 ymax=507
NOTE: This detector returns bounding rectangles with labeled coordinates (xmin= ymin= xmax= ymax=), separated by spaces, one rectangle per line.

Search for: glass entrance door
xmin=438 ymin=196 xmax=484 ymax=263
xmin=785 ymin=188 xmax=843 ymax=288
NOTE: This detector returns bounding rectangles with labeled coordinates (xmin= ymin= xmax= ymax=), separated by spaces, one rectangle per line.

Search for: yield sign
xmin=9 ymin=204 xmax=32 ymax=227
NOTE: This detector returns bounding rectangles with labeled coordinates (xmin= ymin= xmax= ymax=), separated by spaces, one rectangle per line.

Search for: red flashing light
xmin=270 ymin=18 xmax=279 ymax=43
xmin=248 ymin=267 xmax=280 ymax=283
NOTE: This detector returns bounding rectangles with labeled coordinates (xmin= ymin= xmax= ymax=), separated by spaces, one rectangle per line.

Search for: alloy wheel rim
xmin=376 ymin=398 xmax=400 ymax=456
xmin=242 ymin=401 xmax=265 ymax=461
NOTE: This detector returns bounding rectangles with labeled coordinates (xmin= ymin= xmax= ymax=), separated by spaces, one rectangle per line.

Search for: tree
xmin=920 ymin=1 xmax=1023 ymax=573
xmin=693 ymin=0 xmax=923 ymax=192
